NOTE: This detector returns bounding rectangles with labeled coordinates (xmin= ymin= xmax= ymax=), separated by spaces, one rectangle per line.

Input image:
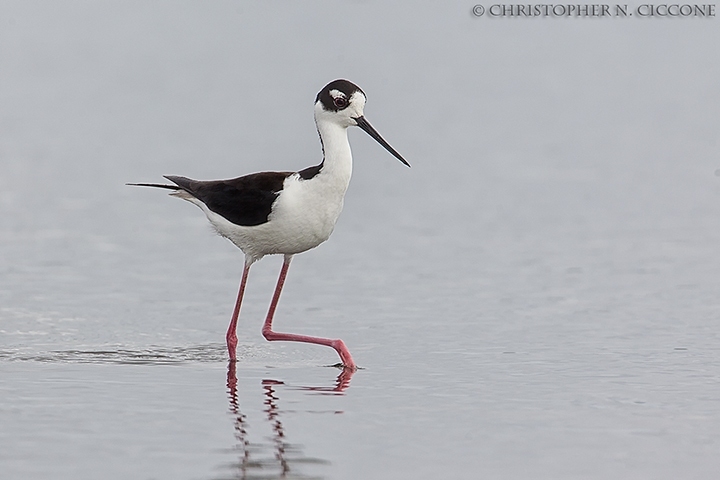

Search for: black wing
xmin=165 ymin=172 xmax=292 ymax=227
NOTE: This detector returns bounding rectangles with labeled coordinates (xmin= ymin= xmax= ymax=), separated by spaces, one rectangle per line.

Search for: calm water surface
xmin=2 ymin=2 xmax=720 ymax=479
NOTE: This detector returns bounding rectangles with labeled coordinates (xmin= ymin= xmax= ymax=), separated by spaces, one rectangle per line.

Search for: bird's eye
xmin=333 ymin=96 xmax=348 ymax=109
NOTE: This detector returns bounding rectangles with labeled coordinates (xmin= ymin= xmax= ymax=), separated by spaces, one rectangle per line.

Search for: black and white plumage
xmin=129 ymin=79 xmax=409 ymax=370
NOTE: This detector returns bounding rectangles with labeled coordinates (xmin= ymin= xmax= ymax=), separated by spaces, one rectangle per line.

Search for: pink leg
xmin=226 ymin=260 xmax=251 ymax=362
xmin=262 ymin=255 xmax=357 ymax=370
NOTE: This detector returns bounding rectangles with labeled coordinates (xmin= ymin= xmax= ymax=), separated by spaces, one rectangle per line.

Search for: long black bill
xmin=354 ymin=116 xmax=410 ymax=167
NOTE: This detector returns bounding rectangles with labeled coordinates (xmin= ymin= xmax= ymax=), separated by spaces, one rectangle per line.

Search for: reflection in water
xmin=223 ymin=362 xmax=353 ymax=479
xmin=4 ymin=344 xmax=353 ymax=478
xmin=293 ymin=367 xmax=354 ymax=395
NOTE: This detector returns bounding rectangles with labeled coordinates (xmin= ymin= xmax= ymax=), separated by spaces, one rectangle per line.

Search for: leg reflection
xmin=262 ymin=380 xmax=288 ymax=476
xmin=226 ymin=361 xmax=251 ymax=478
xmin=225 ymin=363 xmax=347 ymax=479
xmin=295 ymin=368 xmax=355 ymax=394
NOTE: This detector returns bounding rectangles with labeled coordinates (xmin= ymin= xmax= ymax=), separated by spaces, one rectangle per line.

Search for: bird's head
xmin=314 ymin=79 xmax=410 ymax=167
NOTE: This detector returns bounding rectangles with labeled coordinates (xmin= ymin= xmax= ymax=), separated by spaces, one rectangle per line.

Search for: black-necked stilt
xmin=129 ymin=79 xmax=409 ymax=370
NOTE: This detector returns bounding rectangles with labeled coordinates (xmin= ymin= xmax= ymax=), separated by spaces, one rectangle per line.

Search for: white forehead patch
xmin=349 ymin=91 xmax=366 ymax=108
xmin=329 ymin=89 xmax=346 ymax=99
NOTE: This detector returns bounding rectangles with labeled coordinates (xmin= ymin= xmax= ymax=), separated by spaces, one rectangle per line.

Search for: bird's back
xmin=165 ymin=173 xmax=290 ymax=227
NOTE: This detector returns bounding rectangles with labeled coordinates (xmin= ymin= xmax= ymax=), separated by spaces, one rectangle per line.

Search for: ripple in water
xmin=0 ymin=343 xmax=254 ymax=365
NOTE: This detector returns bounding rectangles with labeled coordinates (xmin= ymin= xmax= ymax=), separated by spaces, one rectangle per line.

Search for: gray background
xmin=1 ymin=1 xmax=719 ymax=479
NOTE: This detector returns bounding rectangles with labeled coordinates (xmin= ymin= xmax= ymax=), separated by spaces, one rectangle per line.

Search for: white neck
xmin=315 ymin=118 xmax=353 ymax=187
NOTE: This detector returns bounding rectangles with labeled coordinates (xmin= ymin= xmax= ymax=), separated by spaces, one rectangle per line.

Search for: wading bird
xmin=129 ymin=79 xmax=409 ymax=370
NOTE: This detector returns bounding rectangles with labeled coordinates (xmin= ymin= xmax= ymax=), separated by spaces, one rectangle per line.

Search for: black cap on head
xmin=316 ymin=79 xmax=365 ymax=112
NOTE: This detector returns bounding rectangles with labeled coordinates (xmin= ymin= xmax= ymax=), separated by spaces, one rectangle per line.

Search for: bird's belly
xmin=201 ymin=180 xmax=345 ymax=261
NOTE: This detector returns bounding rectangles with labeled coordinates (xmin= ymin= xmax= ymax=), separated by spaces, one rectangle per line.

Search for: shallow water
xmin=2 ymin=2 xmax=720 ymax=479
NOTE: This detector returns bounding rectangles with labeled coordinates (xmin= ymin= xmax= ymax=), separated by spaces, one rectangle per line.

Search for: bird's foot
xmin=328 ymin=339 xmax=357 ymax=371
xmin=328 ymin=362 xmax=360 ymax=371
